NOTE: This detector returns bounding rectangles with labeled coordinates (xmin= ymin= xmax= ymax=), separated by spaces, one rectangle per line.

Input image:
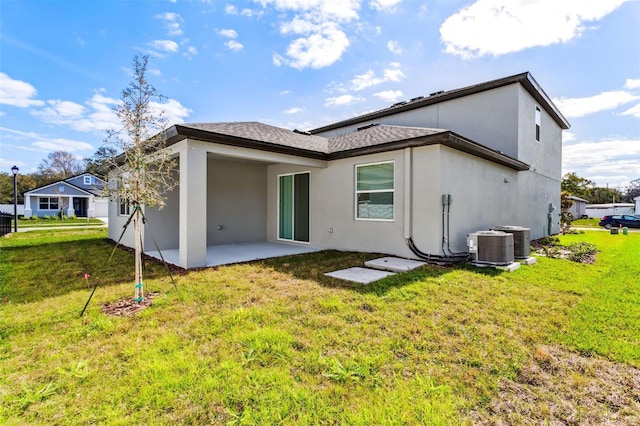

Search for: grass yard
xmin=17 ymin=217 xmax=105 ymax=228
xmin=571 ymin=217 xmax=601 ymax=228
xmin=1 ymin=229 xmax=639 ymax=424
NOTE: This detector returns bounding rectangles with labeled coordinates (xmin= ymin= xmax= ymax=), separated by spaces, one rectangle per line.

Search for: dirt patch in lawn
xmin=101 ymin=292 xmax=160 ymax=316
xmin=470 ymin=345 xmax=640 ymax=424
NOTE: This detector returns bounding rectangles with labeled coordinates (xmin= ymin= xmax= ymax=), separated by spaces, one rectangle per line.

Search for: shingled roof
xmin=165 ymin=122 xmax=529 ymax=171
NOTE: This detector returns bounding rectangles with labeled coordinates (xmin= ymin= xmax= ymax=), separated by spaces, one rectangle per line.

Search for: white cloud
xmin=370 ymin=0 xmax=402 ymax=11
xmin=0 ymin=73 xmax=45 ymax=107
xmin=241 ymin=8 xmax=261 ymax=17
xmin=351 ymin=70 xmax=383 ymax=91
xmin=387 ymin=40 xmax=402 ymax=54
xmin=257 ymin=0 xmax=360 ymax=69
xmin=225 ymin=40 xmax=244 ymax=51
xmin=218 ymin=28 xmax=238 ymax=38
xmin=625 ymin=79 xmax=640 ymax=90
xmin=156 ymin=12 xmax=184 ymax=36
xmin=373 ymin=90 xmax=403 ymax=103
xmin=440 ymin=0 xmax=630 ymax=59
xmin=32 ymin=138 xmax=94 ymax=153
xmin=284 ymin=107 xmax=304 ymax=114
xmin=184 ymin=46 xmax=198 ymax=59
xmin=149 ymin=39 xmax=179 ymax=54
xmin=149 ymin=99 xmax=192 ymax=125
xmin=553 ymin=91 xmax=639 ymax=118
xmin=562 ymin=131 xmax=576 ymax=143
xmin=563 ymin=138 xmax=640 ymax=187
xmin=148 ymin=69 xmax=162 ymax=76
xmin=621 ymin=103 xmax=640 ymax=118
xmin=284 ymin=23 xmax=350 ymax=69
xmin=225 ymin=4 xmax=238 ymax=14
xmin=350 ymin=63 xmax=405 ymax=91
xmin=325 ymin=94 xmax=364 ymax=107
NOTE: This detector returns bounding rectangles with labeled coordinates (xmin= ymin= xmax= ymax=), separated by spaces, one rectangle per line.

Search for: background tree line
xmin=561 ymin=172 xmax=640 ymax=204
xmin=0 ymin=147 xmax=117 ymax=204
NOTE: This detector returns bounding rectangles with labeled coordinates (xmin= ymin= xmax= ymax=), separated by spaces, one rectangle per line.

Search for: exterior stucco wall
xmin=143 ymin=171 xmax=180 ymax=251
xmin=517 ymin=85 xmax=563 ymax=180
xmin=267 ymin=150 xmax=415 ymax=258
xmin=207 ymin=157 xmax=268 ymax=245
xmin=314 ymin=85 xmax=521 ymax=159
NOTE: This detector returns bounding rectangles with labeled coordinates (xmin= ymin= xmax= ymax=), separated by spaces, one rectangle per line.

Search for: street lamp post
xmin=11 ymin=165 xmax=19 ymax=232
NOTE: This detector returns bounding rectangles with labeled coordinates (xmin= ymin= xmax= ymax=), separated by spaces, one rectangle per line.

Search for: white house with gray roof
xmin=108 ymin=72 xmax=569 ymax=269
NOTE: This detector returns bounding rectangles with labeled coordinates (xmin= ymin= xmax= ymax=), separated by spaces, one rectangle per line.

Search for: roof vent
xmin=357 ymin=123 xmax=379 ymax=131
xmin=410 ymin=96 xmax=424 ymax=102
xmin=429 ymin=90 xmax=445 ymax=97
xmin=293 ymin=129 xmax=311 ymax=135
xmin=392 ymin=101 xmax=407 ymax=107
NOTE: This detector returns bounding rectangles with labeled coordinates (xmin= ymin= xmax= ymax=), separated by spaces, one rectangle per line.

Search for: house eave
xmin=169 ymin=124 xmax=328 ymax=161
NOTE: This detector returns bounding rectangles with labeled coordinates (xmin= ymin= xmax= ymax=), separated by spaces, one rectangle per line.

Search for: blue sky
xmin=1 ymin=0 xmax=639 ymax=191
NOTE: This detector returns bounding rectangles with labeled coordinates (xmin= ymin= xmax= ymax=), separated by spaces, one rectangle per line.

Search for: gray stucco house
xmin=108 ymin=72 xmax=570 ymax=269
xmin=24 ymin=173 xmax=107 ymax=218
xmin=567 ymin=195 xmax=588 ymax=220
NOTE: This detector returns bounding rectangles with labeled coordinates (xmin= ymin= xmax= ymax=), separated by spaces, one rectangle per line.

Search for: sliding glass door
xmin=278 ymin=172 xmax=309 ymax=243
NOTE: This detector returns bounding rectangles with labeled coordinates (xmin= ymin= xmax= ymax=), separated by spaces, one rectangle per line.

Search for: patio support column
xmin=87 ymin=196 xmax=96 ymax=218
xmin=179 ymin=141 xmax=207 ymax=268
xmin=24 ymin=195 xmax=32 ymax=218
xmin=67 ymin=196 xmax=75 ymax=217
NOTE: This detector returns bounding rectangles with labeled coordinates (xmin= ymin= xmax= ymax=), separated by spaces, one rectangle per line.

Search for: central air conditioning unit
xmin=467 ymin=231 xmax=514 ymax=266
xmin=492 ymin=226 xmax=531 ymax=259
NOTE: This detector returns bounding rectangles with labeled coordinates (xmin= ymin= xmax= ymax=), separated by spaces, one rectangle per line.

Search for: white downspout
xmin=404 ymin=147 xmax=412 ymax=239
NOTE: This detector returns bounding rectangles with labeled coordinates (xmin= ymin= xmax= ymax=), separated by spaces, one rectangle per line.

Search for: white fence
xmin=585 ymin=203 xmax=635 ymax=218
xmin=0 ymin=204 xmax=24 ymax=215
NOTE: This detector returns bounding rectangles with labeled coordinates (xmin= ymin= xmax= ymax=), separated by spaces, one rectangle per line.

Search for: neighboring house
xmin=635 ymin=196 xmax=640 ymax=213
xmin=108 ymin=72 xmax=570 ymax=269
xmin=567 ymin=195 xmax=588 ymax=219
xmin=585 ymin=203 xmax=635 ymax=219
xmin=24 ymin=173 xmax=107 ymax=218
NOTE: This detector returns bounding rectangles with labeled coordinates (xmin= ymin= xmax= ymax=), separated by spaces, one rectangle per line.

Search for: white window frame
xmin=84 ymin=176 xmax=92 ymax=185
xmin=119 ymin=199 xmax=130 ymax=216
xmin=535 ymin=106 xmax=541 ymax=142
xmin=39 ymin=197 xmax=59 ymax=210
xmin=355 ymin=161 xmax=395 ymax=222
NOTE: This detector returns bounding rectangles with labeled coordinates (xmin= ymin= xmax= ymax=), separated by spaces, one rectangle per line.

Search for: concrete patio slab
xmin=146 ymin=241 xmax=321 ymax=268
xmin=324 ymin=267 xmax=395 ymax=284
xmin=364 ymin=257 xmax=426 ymax=273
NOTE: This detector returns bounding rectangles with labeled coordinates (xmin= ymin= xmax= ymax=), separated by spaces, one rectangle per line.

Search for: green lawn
xmin=571 ymin=217 xmax=601 ymax=228
xmin=16 ymin=217 xmax=105 ymax=228
xmin=1 ymin=229 xmax=638 ymax=424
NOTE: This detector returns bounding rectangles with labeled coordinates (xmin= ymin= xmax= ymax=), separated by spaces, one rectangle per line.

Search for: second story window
xmin=535 ymin=106 xmax=541 ymax=142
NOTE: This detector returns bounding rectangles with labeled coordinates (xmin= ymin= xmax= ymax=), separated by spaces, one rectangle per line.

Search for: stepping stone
xmin=324 ymin=267 xmax=395 ymax=284
xmin=364 ymin=257 xmax=426 ymax=273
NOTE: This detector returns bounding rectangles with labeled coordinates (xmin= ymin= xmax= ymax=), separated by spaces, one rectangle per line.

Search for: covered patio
xmin=145 ymin=241 xmax=321 ymax=268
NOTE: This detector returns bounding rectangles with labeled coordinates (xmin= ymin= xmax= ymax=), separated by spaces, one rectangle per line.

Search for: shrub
xmin=69 ymin=215 xmax=77 ymax=220
xmin=30 ymin=215 xmax=38 ymax=220
xmin=42 ymin=215 xmax=51 ymax=220
xmin=567 ymin=242 xmax=597 ymax=263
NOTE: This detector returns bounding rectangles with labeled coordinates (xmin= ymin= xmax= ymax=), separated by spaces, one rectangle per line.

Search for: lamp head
xmin=11 ymin=165 xmax=19 ymax=176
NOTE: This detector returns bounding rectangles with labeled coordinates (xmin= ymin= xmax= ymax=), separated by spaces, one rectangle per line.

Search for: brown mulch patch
xmin=101 ymin=292 xmax=160 ymax=317
xmin=470 ymin=345 xmax=640 ymax=425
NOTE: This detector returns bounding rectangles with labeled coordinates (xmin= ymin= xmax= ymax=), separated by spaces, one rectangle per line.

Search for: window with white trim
xmin=39 ymin=197 xmax=59 ymax=210
xmin=535 ymin=106 xmax=541 ymax=142
xmin=119 ymin=199 xmax=130 ymax=216
xmin=84 ymin=176 xmax=93 ymax=185
xmin=355 ymin=161 xmax=394 ymax=220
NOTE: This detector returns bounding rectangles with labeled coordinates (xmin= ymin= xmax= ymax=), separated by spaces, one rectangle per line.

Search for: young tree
xmin=560 ymin=191 xmax=573 ymax=234
xmin=102 ymin=54 xmax=177 ymax=303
